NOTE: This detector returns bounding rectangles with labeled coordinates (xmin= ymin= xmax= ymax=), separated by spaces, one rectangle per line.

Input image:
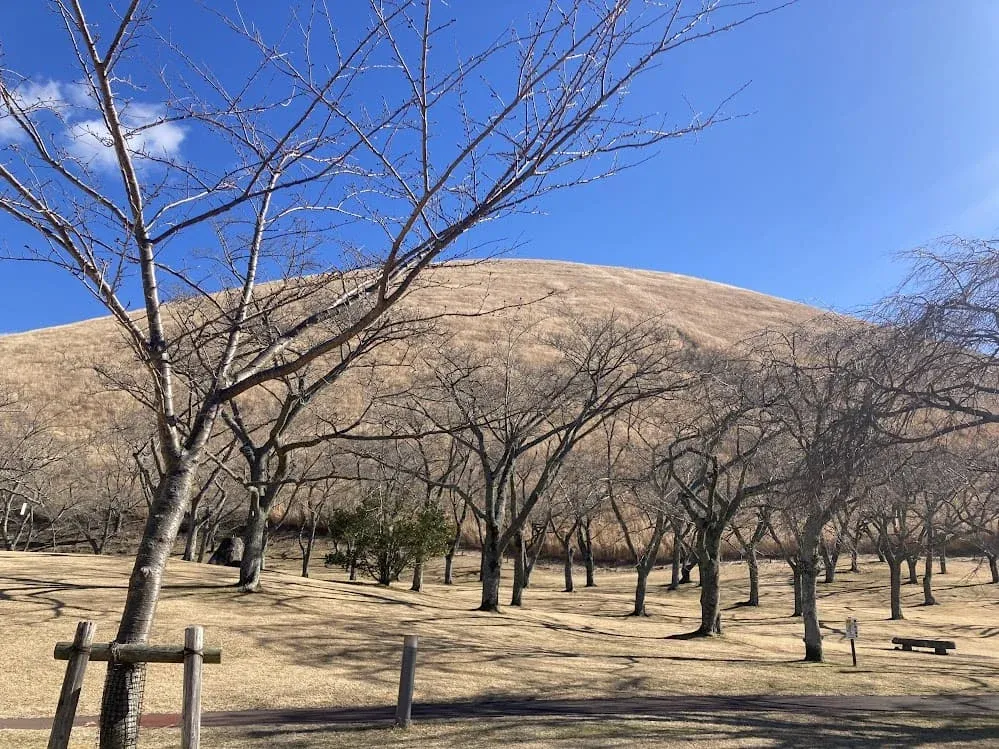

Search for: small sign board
xmin=844 ymin=617 xmax=859 ymax=641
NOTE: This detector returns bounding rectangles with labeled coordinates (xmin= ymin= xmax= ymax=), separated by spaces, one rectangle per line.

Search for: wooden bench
xmin=891 ymin=636 xmax=956 ymax=655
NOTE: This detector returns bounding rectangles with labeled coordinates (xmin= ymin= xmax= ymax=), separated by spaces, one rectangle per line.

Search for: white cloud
xmin=66 ymin=101 xmax=185 ymax=169
xmin=0 ymin=78 xmax=184 ymax=169
xmin=0 ymin=115 xmax=21 ymax=142
xmin=62 ymin=81 xmax=96 ymax=109
xmin=0 ymin=79 xmax=68 ymax=143
xmin=19 ymin=81 xmax=67 ymax=110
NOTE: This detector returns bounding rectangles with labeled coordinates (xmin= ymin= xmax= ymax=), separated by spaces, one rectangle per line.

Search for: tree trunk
xmin=905 ymin=555 xmax=918 ymax=585
xmin=696 ymin=531 xmax=723 ymax=635
xmin=182 ymin=501 xmax=200 ymax=562
xmin=444 ymin=523 xmax=462 ymax=585
xmin=668 ymin=527 xmax=681 ymax=591
xmin=820 ymin=541 xmax=839 ymax=583
xmin=746 ymin=544 xmax=760 ymax=607
xmin=938 ymin=545 xmax=947 ymax=574
xmin=479 ymin=525 xmax=502 ymax=612
xmin=410 ymin=559 xmax=424 ymax=591
xmin=889 ymin=557 xmax=904 ymax=620
xmin=474 ymin=515 xmax=485 ymax=581
xmin=798 ymin=535 xmax=822 ymax=662
xmin=239 ymin=495 xmax=268 ymax=592
xmin=523 ymin=529 xmax=545 ymax=589
xmin=12 ymin=507 xmax=32 ymax=552
xmin=0 ymin=498 xmax=12 ymax=551
xmin=199 ymin=513 xmax=220 ymax=564
xmin=697 ymin=560 xmax=722 ymax=635
xmin=99 ymin=464 xmax=193 ymax=749
xmin=444 ymin=552 xmax=455 ymax=585
xmin=790 ymin=562 xmax=802 ymax=617
xmin=301 ymin=518 xmax=317 ymax=578
xmin=578 ymin=523 xmax=595 ymax=587
xmin=989 ymin=554 xmax=999 ymax=584
xmin=511 ymin=532 xmax=525 ymax=607
xmin=680 ymin=552 xmax=696 ymax=584
xmin=377 ymin=550 xmax=392 ymax=586
xmin=197 ymin=527 xmax=210 ymax=563
xmin=563 ymin=540 xmax=575 ymax=593
xmin=632 ymin=564 xmax=650 ymax=616
xmin=850 ymin=548 xmax=860 ymax=573
xmin=922 ymin=548 xmax=935 ymax=605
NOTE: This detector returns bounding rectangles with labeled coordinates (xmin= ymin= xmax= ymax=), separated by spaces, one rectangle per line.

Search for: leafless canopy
xmin=873 ymin=237 xmax=999 ymax=435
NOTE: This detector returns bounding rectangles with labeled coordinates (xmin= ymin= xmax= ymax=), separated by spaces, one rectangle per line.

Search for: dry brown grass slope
xmin=0 ymin=259 xmax=820 ymax=444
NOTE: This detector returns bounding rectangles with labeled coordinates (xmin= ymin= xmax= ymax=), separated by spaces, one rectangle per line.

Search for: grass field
xmin=1 ymin=549 xmax=997 ymax=747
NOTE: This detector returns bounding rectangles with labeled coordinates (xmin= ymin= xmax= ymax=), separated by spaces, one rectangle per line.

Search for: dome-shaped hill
xmin=0 ymin=259 xmax=822 ymax=445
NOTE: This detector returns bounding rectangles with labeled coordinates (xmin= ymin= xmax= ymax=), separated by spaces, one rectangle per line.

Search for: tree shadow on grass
xmin=665 ymin=629 xmax=714 ymax=641
xmin=189 ymin=699 xmax=999 ymax=749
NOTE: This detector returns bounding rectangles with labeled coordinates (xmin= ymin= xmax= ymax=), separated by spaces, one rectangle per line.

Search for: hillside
xmin=0 ymin=259 xmax=820 ymax=443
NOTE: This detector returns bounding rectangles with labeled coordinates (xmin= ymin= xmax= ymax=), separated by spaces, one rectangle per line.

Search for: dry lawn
xmin=1 ymin=549 xmax=998 ymax=746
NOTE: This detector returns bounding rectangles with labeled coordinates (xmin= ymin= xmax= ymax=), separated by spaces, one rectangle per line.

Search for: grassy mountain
xmin=0 ymin=260 xmax=820 ymax=443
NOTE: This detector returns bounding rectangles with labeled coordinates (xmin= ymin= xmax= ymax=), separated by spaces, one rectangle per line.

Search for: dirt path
xmin=3 ymin=693 xmax=996 ymax=731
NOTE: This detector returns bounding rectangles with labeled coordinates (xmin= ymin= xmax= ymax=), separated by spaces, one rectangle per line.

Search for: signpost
xmin=844 ymin=617 xmax=859 ymax=667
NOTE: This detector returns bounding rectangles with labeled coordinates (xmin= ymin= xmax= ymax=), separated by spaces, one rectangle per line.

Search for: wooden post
xmin=48 ymin=620 xmax=96 ymax=749
xmin=181 ymin=625 xmax=205 ymax=749
xmin=395 ymin=634 xmax=419 ymax=729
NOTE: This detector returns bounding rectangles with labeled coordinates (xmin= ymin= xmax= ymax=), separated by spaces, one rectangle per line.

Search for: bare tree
xmin=181 ymin=457 xmax=233 ymax=563
xmin=550 ymin=461 xmax=606 ymax=593
xmin=818 ymin=526 xmax=842 ymax=584
xmin=660 ymin=351 xmax=783 ymax=636
xmin=863 ymin=458 xmax=921 ymax=621
xmin=0 ymin=2 xmax=787 ymax=740
xmin=875 ymin=238 xmax=999 ymax=438
xmin=910 ymin=447 xmax=968 ymax=606
xmin=0 ymin=383 xmax=65 ymax=551
xmin=405 ymin=314 xmax=684 ymax=610
xmin=220 ymin=316 xmax=415 ymax=591
xmin=298 ymin=474 xmax=338 ymax=579
xmin=831 ymin=502 xmax=866 ymax=575
xmin=730 ymin=502 xmax=772 ymax=606
xmin=666 ymin=516 xmax=694 ymax=591
xmin=508 ymin=455 xmax=553 ymax=605
xmin=576 ymin=507 xmax=601 ymax=588
xmin=603 ymin=412 xmax=675 ymax=616
xmin=755 ymin=320 xmax=903 ymax=661
xmin=438 ymin=445 xmax=475 ymax=586
xmin=964 ymin=460 xmax=999 ymax=583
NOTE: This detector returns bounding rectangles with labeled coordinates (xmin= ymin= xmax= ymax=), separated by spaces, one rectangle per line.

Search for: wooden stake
xmin=850 ymin=639 xmax=857 ymax=667
xmin=181 ymin=626 xmax=204 ymax=749
xmin=395 ymin=634 xmax=419 ymax=728
xmin=48 ymin=620 xmax=96 ymax=749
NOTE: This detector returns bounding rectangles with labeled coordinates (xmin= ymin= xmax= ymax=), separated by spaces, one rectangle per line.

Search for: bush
xmin=325 ymin=499 xmax=452 ymax=585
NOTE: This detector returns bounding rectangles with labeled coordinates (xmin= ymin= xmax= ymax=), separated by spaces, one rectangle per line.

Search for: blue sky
xmin=0 ymin=1 xmax=997 ymax=333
